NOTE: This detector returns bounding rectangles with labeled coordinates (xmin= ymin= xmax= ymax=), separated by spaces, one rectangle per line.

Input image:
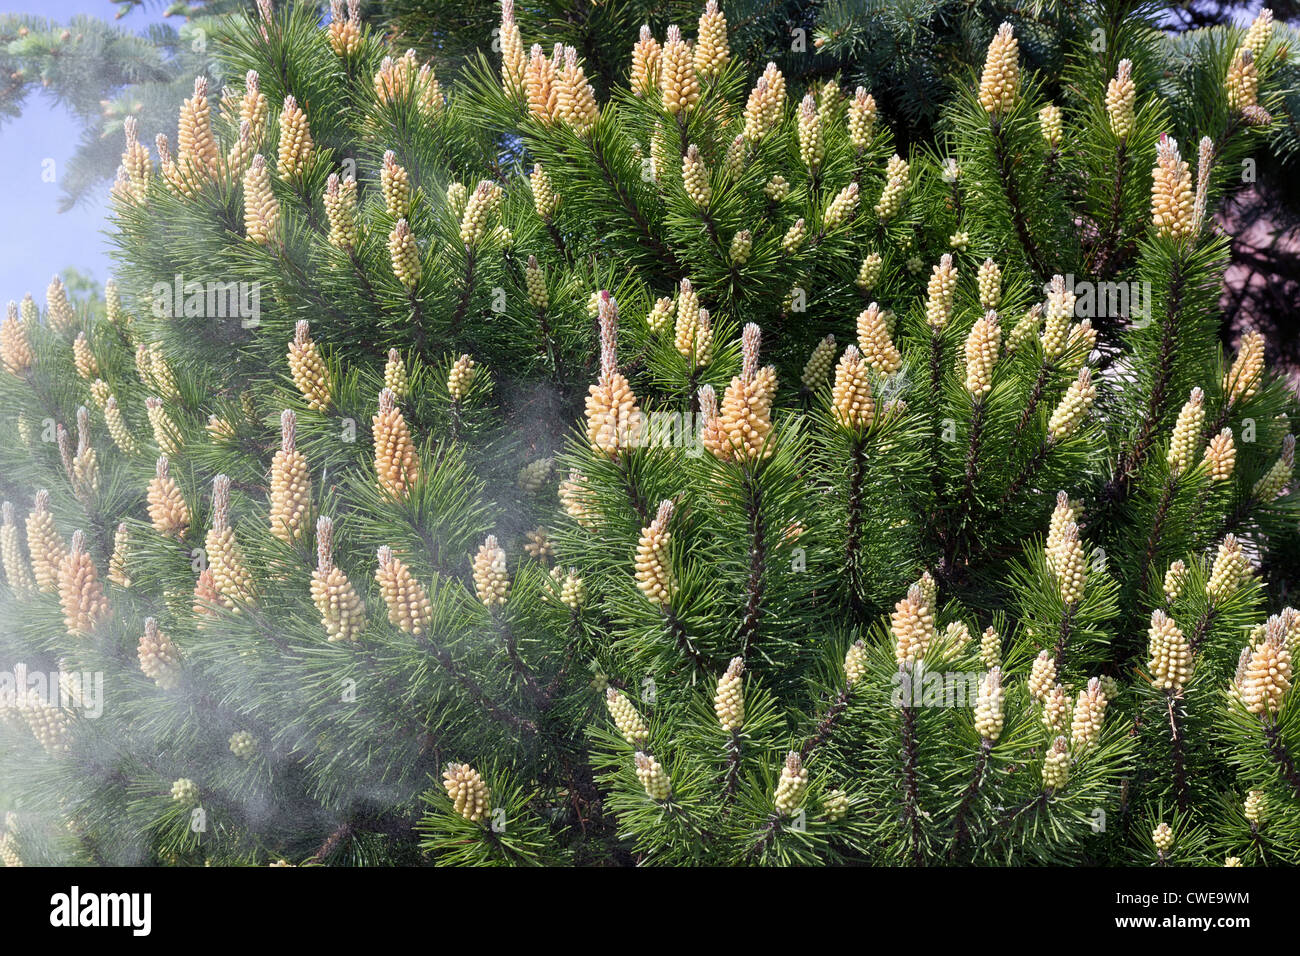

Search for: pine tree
xmin=0 ymin=0 xmax=1298 ymax=867
xmin=0 ymin=7 xmax=237 ymax=211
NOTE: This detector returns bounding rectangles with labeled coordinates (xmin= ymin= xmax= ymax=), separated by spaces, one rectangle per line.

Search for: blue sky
xmin=0 ymin=0 xmax=169 ymax=302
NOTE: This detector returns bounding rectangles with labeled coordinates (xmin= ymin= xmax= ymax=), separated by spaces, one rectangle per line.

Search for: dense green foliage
xmin=0 ymin=0 xmax=1298 ymax=867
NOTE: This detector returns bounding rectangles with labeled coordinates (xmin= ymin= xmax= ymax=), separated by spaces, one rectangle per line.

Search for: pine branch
xmin=450 ymin=247 xmax=476 ymax=338
xmin=997 ymin=437 xmax=1052 ymax=507
xmin=586 ymin=136 xmax=684 ymax=279
xmin=844 ymin=438 xmax=867 ymax=616
xmin=1104 ymin=258 xmax=1187 ymax=505
xmin=737 ymin=470 xmax=766 ymax=659
xmin=495 ymin=611 xmax=551 ymax=711
xmin=1137 ymin=476 xmax=1179 ymax=600
xmin=1263 ymin=721 xmax=1300 ymax=801
xmin=307 ymin=820 xmax=353 ymax=864
xmin=944 ymin=397 xmax=987 ymax=575
xmin=1167 ymin=694 xmax=1190 ymax=812
xmin=664 ymin=604 xmax=712 ymax=670
xmin=1088 ymin=141 xmax=1130 ymax=278
xmin=799 ymin=687 xmax=852 ymax=764
xmin=1053 ymin=603 xmax=1074 ymax=674
xmin=899 ymin=689 xmax=925 ymax=865
xmin=947 ymin=738 xmax=992 ymax=860
xmin=427 ymin=642 xmax=537 ymax=736
xmin=723 ymin=731 xmax=743 ymax=799
xmin=408 ymin=287 xmax=429 ymax=355
xmin=990 ymin=118 xmax=1048 ymax=280
xmin=1015 ymin=360 xmax=1051 ymax=438
xmin=1187 ymin=602 xmax=1219 ymax=654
